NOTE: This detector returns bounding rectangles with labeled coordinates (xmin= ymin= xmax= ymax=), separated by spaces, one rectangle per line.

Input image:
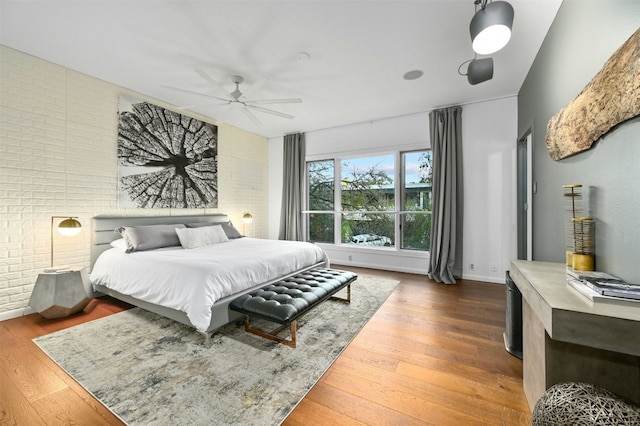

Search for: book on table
xmin=566 ymin=267 xmax=619 ymax=281
xmin=582 ymin=278 xmax=640 ymax=300
xmin=580 ymin=276 xmax=640 ymax=299
xmin=566 ymin=267 xmax=640 ymax=301
xmin=567 ymin=279 xmax=640 ymax=304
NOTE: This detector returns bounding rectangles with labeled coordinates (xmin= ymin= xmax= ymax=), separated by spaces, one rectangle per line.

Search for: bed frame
xmin=90 ymin=214 xmax=327 ymax=340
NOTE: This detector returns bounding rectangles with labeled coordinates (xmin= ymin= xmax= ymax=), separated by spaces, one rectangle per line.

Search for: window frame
xmin=305 ymin=148 xmax=431 ymax=252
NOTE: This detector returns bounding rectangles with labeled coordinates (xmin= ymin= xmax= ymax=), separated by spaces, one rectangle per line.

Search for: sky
xmin=340 ymin=151 xmax=430 ymax=185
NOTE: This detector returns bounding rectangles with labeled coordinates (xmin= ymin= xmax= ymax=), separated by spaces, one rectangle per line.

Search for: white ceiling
xmin=0 ymin=0 xmax=562 ymax=139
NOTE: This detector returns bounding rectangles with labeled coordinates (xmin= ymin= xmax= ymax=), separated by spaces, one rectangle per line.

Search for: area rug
xmin=33 ymin=275 xmax=399 ymax=426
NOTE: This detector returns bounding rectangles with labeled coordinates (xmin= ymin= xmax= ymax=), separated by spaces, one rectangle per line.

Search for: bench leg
xmin=243 ymin=317 xmax=297 ymax=348
xmin=329 ymin=283 xmax=351 ymax=304
xmin=238 ymin=281 xmax=353 ymax=348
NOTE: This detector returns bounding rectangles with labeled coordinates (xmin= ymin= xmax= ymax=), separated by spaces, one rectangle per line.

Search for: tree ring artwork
xmin=117 ymin=97 xmax=218 ymax=208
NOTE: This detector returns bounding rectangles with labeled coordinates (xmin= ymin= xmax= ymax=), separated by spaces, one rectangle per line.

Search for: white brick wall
xmin=0 ymin=46 xmax=269 ymax=316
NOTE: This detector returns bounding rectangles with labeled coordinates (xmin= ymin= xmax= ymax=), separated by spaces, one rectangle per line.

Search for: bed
xmin=90 ymin=214 xmax=328 ymax=339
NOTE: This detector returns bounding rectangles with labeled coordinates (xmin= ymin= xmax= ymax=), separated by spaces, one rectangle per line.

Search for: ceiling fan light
xmin=470 ymin=1 xmax=514 ymax=55
xmin=467 ymin=57 xmax=494 ymax=85
xmin=230 ymin=88 xmax=243 ymax=100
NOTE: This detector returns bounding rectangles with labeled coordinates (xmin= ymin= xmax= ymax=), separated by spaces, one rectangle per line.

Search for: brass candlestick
xmin=572 ymin=217 xmax=595 ymax=271
xmin=563 ymin=184 xmax=583 ymax=267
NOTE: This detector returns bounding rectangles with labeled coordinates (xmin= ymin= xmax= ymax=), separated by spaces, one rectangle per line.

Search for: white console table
xmin=509 ymin=260 xmax=640 ymax=410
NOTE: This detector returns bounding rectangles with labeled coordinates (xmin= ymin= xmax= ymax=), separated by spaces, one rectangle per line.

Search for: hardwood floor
xmin=0 ymin=267 xmax=531 ymax=425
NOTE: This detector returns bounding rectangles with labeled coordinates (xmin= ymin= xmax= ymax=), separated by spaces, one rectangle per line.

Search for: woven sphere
xmin=533 ymin=382 xmax=640 ymax=425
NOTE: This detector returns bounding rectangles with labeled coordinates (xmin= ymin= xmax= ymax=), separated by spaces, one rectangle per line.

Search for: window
xmin=307 ymin=160 xmax=334 ymax=243
xmin=401 ymin=151 xmax=432 ymax=250
xmin=306 ymin=150 xmax=432 ymax=251
xmin=341 ymin=154 xmax=395 ymax=247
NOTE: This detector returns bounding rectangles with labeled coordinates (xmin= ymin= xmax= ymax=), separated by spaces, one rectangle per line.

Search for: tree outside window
xmin=401 ymin=151 xmax=432 ymax=250
xmin=341 ymin=155 xmax=395 ymax=247
xmin=307 ymin=160 xmax=334 ymax=243
xmin=306 ymin=150 xmax=432 ymax=251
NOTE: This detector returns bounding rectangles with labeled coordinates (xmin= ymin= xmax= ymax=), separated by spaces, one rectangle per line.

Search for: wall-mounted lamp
xmin=242 ymin=212 xmax=253 ymax=235
xmin=470 ymin=0 xmax=514 ymax=55
xmin=459 ymin=57 xmax=494 ymax=85
xmin=51 ymin=216 xmax=82 ymax=268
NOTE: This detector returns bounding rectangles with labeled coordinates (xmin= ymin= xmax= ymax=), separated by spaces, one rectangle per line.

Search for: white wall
xmin=268 ymin=96 xmax=518 ymax=282
xmin=462 ymin=97 xmax=518 ymax=282
xmin=0 ymin=46 xmax=269 ymax=319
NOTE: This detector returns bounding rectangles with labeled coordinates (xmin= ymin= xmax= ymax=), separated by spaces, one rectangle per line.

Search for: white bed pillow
xmin=175 ymin=225 xmax=229 ymax=249
xmin=116 ymin=224 xmax=186 ymax=253
xmin=187 ymin=221 xmax=243 ymax=239
xmin=110 ymin=238 xmax=128 ymax=251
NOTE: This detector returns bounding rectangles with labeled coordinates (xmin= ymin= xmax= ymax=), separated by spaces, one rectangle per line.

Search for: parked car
xmin=350 ymin=234 xmax=392 ymax=246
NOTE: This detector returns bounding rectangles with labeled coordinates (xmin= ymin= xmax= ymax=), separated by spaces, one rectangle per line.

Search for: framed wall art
xmin=117 ymin=96 xmax=218 ymax=208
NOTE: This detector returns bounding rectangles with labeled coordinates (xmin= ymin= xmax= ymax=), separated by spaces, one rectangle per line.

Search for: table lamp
xmin=51 ymin=216 xmax=82 ymax=268
xmin=242 ymin=212 xmax=253 ymax=235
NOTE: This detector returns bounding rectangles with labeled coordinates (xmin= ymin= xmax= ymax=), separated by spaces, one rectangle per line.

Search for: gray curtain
xmin=427 ymin=106 xmax=463 ymax=284
xmin=279 ymin=133 xmax=306 ymax=241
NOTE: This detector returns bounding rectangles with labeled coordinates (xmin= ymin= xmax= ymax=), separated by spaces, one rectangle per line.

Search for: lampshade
xmin=51 ymin=216 xmax=82 ymax=268
xmin=467 ymin=57 xmax=494 ymax=85
xmin=242 ymin=212 xmax=253 ymax=224
xmin=57 ymin=217 xmax=82 ymax=236
xmin=470 ymin=1 xmax=514 ymax=55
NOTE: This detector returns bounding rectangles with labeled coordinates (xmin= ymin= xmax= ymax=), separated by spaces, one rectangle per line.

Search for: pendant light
xmin=458 ymin=57 xmax=494 ymax=85
xmin=467 ymin=58 xmax=494 ymax=85
xmin=470 ymin=0 xmax=514 ymax=55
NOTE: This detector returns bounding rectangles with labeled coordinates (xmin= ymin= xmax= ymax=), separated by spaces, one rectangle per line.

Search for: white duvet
xmin=90 ymin=238 xmax=328 ymax=332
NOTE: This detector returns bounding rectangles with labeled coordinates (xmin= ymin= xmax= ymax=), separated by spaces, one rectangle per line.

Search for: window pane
xmin=308 ymin=160 xmax=334 ymax=211
xmin=341 ymin=155 xmax=394 ymax=212
xmin=402 ymin=151 xmax=432 ymax=212
xmin=401 ymin=213 xmax=431 ymax=250
xmin=308 ymin=213 xmax=334 ymax=243
xmin=342 ymin=213 xmax=394 ymax=247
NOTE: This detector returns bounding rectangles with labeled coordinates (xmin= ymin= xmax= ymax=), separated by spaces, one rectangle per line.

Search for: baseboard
xmin=463 ymin=273 xmax=506 ymax=284
xmin=331 ymin=261 xmax=428 ymax=276
xmin=0 ymin=306 xmax=34 ymax=322
xmin=331 ymin=262 xmax=506 ymax=283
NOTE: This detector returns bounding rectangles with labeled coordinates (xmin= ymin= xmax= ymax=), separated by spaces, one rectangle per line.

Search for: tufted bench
xmin=229 ymin=267 xmax=357 ymax=348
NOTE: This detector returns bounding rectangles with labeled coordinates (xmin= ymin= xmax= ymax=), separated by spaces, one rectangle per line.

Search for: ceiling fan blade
xmin=195 ymin=69 xmax=231 ymax=97
xmin=240 ymin=107 xmax=263 ymax=127
xmin=241 ymin=77 xmax=266 ymax=99
xmin=174 ymin=101 xmax=231 ymax=111
xmin=161 ymin=85 xmax=230 ymax=102
xmin=246 ymin=98 xmax=303 ymax=105
xmin=246 ymin=104 xmax=295 ymax=120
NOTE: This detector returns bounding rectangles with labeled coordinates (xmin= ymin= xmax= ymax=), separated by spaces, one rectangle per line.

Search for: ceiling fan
xmin=163 ymin=69 xmax=302 ymax=126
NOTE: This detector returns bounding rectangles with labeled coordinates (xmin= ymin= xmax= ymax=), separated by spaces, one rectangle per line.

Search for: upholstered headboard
xmin=90 ymin=214 xmax=229 ymax=268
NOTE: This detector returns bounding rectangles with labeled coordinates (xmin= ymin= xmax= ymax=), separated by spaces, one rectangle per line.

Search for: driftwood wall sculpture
xmin=545 ymin=27 xmax=640 ymax=161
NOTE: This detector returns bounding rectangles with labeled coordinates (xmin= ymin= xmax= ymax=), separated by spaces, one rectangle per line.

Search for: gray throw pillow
xmin=115 ymin=224 xmax=186 ymax=253
xmin=221 ymin=221 xmax=243 ymax=239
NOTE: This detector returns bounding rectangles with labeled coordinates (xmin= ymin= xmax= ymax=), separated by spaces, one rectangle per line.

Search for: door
xmin=517 ymin=132 xmax=533 ymax=260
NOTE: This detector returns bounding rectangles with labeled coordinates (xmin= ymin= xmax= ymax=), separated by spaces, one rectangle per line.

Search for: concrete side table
xmin=29 ymin=268 xmax=92 ymax=319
